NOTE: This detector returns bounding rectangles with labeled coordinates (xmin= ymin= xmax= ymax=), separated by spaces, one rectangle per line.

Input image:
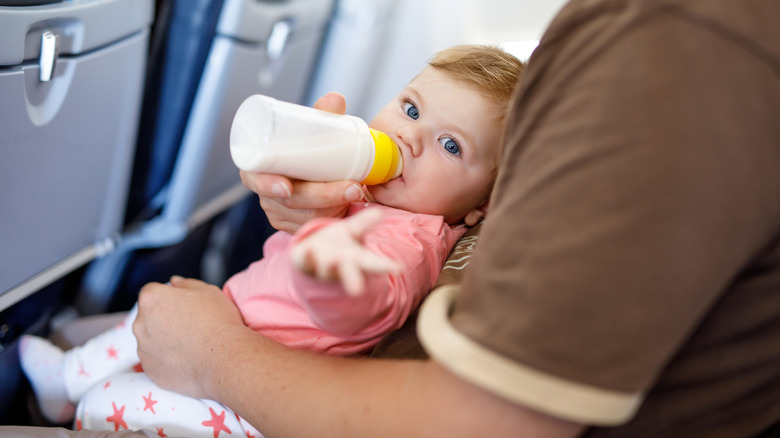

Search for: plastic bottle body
xmin=230 ymin=95 xmax=402 ymax=184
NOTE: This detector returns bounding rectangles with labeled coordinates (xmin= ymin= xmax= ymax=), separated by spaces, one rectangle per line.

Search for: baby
xmin=21 ymin=44 xmax=524 ymax=437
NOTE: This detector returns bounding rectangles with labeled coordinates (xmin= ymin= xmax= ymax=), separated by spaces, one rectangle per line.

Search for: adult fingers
xmin=284 ymin=180 xmax=365 ymax=209
xmin=259 ymin=197 xmax=350 ymax=233
xmin=312 ymin=92 xmax=347 ymax=115
xmin=168 ymin=275 xmax=211 ymax=290
xmin=240 ymin=171 xmax=293 ymax=199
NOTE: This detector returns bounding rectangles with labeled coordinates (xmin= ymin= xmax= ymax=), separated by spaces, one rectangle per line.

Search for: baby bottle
xmin=230 ymin=94 xmax=403 ymax=185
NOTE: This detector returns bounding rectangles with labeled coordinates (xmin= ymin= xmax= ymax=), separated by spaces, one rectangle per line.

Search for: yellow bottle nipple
xmin=362 ymin=129 xmax=403 ymax=185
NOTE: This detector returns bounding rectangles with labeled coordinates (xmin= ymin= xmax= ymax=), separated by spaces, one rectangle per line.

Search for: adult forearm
xmin=201 ymin=325 xmax=583 ymax=438
xmin=134 ymin=278 xmax=582 ymax=437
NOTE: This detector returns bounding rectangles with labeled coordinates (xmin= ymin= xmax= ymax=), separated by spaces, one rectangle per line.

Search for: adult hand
xmin=133 ymin=276 xmax=248 ymax=400
xmin=240 ymin=92 xmax=366 ymax=233
xmin=133 ymin=280 xmax=583 ymax=438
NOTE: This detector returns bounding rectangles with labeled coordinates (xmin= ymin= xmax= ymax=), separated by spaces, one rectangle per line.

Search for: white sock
xmin=19 ymin=335 xmax=76 ymax=424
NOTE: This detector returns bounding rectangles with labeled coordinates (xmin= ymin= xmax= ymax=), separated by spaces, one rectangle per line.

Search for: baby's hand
xmin=290 ymin=208 xmax=401 ymax=296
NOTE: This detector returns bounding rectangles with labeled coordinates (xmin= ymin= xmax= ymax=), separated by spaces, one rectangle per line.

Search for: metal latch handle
xmin=266 ymin=19 xmax=292 ymax=61
xmin=39 ymin=31 xmax=59 ymax=82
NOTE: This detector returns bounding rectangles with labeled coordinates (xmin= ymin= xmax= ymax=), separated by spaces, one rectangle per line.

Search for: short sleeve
xmin=419 ymin=0 xmax=780 ymax=427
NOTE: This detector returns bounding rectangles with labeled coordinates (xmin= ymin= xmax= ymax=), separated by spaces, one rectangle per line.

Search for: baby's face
xmin=367 ymin=67 xmax=501 ymax=224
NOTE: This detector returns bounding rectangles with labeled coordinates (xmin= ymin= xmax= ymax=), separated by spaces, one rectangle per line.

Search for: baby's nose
xmin=398 ymin=126 xmax=426 ymax=157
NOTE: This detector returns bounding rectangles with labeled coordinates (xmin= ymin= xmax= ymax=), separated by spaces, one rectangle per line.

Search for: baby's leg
xmin=18 ymin=336 xmax=75 ymax=423
xmin=20 ymin=305 xmax=140 ymax=423
xmin=61 ymin=304 xmax=141 ymax=401
xmin=77 ymin=372 xmax=262 ymax=438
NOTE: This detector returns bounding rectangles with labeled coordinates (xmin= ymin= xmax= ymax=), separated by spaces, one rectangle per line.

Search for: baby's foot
xmin=19 ymin=335 xmax=76 ymax=424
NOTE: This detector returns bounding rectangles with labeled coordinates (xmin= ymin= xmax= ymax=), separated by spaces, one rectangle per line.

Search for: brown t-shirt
xmin=371 ymin=222 xmax=483 ymax=360
xmin=417 ymin=0 xmax=780 ymax=436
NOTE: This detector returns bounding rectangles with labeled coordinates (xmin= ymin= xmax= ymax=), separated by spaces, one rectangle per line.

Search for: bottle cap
xmin=363 ymin=129 xmax=403 ymax=185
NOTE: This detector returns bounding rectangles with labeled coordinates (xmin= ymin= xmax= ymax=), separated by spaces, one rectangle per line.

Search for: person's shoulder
xmin=545 ymin=0 xmax=780 ymax=36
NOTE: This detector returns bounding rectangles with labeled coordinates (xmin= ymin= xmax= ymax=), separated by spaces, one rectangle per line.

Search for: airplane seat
xmin=0 ymin=0 xmax=155 ymax=424
xmin=79 ymin=0 xmax=230 ymax=313
xmin=76 ymin=0 xmax=336 ymax=315
xmin=0 ymin=0 xmax=335 ymax=424
xmin=1 ymin=0 xmax=430 ymax=426
xmin=124 ymin=0 xmax=224 ymax=226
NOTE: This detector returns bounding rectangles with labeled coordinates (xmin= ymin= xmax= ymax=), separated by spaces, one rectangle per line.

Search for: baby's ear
xmin=464 ymin=198 xmax=490 ymax=226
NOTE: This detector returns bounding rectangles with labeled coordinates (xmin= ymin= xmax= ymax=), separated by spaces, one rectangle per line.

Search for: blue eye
xmin=403 ymin=102 xmax=419 ymax=120
xmin=439 ymin=137 xmax=460 ymax=156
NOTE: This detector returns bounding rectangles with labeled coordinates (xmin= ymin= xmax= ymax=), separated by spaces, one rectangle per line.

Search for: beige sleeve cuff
xmin=417 ymin=285 xmax=644 ymax=426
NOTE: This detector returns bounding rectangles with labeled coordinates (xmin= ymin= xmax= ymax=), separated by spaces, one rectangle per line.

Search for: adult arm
xmin=431 ymin=0 xmax=780 ymax=432
xmin=239 ymin=92 xmax=366 ymax=233
xmin=133 ymin=278 xmax=584 ymax=438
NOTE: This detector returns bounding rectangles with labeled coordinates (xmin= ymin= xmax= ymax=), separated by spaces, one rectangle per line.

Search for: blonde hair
xmin=428 ymin=44 xmax=525 ymax=125
xmin=427 ymin=44 xmax=525 ymax=174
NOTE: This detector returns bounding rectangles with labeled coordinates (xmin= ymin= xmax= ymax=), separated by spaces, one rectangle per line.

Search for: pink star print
xmin=106 ymin=402 xmax=128 ymax=431
xmin=106 ymin=345 xmax=119 ymax=360
xmin=143 ymin=391 xmax=158 ymax=414
xmin=235 ymin=414 xmax=255 ymax=438
xmin=156 ymin=427 xmax=167 ymax=437
xmin=202 ymin=407 xmax=231 ymax=438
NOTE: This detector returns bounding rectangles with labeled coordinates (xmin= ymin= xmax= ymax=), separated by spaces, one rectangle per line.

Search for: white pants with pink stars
xmin=76 ymin=372 xmax=262 ymax=438
xmin=62 ymin=305 xmax=141 ymax=402
xmin=62 ymin=305 xmax=262 ymax=437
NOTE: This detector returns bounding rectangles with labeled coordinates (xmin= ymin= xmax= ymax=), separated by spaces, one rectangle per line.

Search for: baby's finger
xmin=291 ymin=245 xmax=319 ymax=277
xmin=344 ymin=208 xmax=385 ymax=239
xmin=315 ymin=255 xmax=339 ymax=282
xmin=358 ymin=252 xmax=402 ymax=275
xmin=339 ymin=261 xmax=366 ymax=297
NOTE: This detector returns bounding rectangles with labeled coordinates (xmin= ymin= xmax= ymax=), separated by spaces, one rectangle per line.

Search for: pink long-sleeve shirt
xmin=222 ymin=203 xmax=466 ymax=356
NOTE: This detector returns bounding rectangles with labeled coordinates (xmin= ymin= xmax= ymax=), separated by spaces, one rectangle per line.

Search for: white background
xmin=306 ymin=0 xmax=570 ymax=120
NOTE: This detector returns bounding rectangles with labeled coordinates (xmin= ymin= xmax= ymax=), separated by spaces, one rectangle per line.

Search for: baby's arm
xmin=290 ymin=207 xmax=401 ymax=296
